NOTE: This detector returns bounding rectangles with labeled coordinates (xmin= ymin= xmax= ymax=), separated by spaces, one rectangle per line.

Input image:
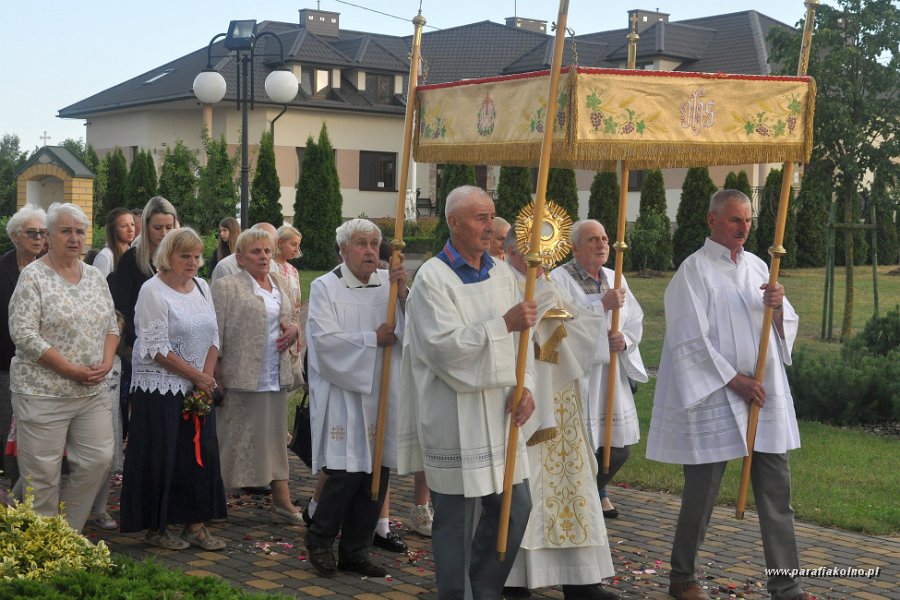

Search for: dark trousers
xmin=595 ymin=444 xmax=631 ymax=498
xmin=307 ymin=466 xmax=389 ymax=564
xmin=670 ymin=453 xmax=803 ymax=600
xmin=431 ymin=481 xmax=532 ymax=600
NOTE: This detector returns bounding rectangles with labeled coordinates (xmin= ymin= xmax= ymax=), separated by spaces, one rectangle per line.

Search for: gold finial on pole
xmin=627 ymin=12 xmax=640 ymax=69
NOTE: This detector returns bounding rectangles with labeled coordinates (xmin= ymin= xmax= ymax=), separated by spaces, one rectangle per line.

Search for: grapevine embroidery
xmin=420 ymin=113 xmax=448 ymax=139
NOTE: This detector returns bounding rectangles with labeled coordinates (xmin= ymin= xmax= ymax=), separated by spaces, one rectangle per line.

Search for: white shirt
xmin=646 ymin=238 xmax=801 ymax=464
xmin=131 ymin=276 xmax=219 ymax=396
xmin=92 ymin=246 xmax=115 ymax=278
xmin=211 ymin=254 xmax=240 ymax=281
xmin=251 ymin=275 xmax=282 ymax=392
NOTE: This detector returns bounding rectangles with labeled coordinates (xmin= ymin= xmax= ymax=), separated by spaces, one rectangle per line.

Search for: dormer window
xmin=365 ymin=74 xmax=394 ymax=104
xmin=301 ymin=67 xmax=331 ymax=98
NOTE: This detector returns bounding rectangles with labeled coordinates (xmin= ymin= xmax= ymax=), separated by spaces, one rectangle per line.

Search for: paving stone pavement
xmin=88 ymin=456 xmax=898 ymax=599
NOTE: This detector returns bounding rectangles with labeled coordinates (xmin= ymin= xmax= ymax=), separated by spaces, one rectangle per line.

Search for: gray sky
xmin=2 ymin=0 xmax=823 ymax=153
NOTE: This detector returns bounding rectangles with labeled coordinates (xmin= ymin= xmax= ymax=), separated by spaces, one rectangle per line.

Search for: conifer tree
xmin=673 ymin=167 xmax=717 ymax=267
xmin=547 ymin=167 xmax=579 ymax=222
xmin=795 ymin=161 xmax=832 ymax=267
xmin=193 ymin=135 xmax=239 ymax=233
xmin=250 ymin=130 xmax=284 ymax=226
xmin=432 ymin=164 xmax=477 ymax=253
xmin=102 ymin=147 xmax=128 ymax=218
xmin=756 ymin=168 xmax=798 ymax=268
xmin=126 ymin=149 xmax=158 ymax=210
xmin=587 ymin=171 xmax=619 ymax=240
xmin=495 ymin=166 xmax=532 ymax=222
xmin=630 ymin=169 xmax=672 ymax=271
xmin=294 ymin=124 xmax=343 ymax=269
xmin=158 ymin=141 xmax=199 ymax=223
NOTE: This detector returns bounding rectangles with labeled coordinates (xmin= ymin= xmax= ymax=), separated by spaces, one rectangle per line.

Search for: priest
xmin=305 ymin=218 xmax=407 ymax=579
xmin=398 ymin=185 xmax=537 ymax=600
xmin=646 ymin=189 xmax=805 ymax=600
xmin=502 ymin=229 xmax=618 ymax=600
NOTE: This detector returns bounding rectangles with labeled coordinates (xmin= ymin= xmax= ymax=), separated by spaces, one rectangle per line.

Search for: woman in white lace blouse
xmin=119 ymin=228 xmax=227 ymax=551
xmin=8 ymin=203 xmax=118 ymax=532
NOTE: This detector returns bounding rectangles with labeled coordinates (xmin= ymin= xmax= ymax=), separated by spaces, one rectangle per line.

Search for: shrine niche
xmin=16 ymin=146 xmax=96 ymax=246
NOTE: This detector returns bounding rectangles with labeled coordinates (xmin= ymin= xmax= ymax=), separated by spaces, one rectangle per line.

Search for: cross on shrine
xmin=40 ymin=131 xmax=51 ymax=146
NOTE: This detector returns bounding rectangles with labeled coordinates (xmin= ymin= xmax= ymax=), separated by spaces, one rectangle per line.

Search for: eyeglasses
xmin=22 ymin=229 xmax=48 ymax=239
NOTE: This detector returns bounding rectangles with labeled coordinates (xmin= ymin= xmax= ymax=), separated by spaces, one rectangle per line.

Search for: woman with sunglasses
xmin=0 ymin=205 xmax=47 ymax=487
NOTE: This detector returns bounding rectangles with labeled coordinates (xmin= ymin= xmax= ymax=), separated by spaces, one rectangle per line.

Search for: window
xmin=365 ymin=74 xmax=394 ymax=104
xmin=627 ymin=170 xmax=646 ymax=192
xmin=359 ymin=151 xmax=396 ymax=191
xmin=301 ymin=68 xmax=331 ymax=98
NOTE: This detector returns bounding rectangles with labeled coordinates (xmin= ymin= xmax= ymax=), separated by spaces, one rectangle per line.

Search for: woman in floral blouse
xmin=119 ymin=228 xmax=227 ymax=551
xmin=8 ymin=203 xmax=118 ymax=532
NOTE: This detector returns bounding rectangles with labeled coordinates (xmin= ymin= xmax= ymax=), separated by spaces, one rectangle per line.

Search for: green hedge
xmin=788 ymin=307 xmax=900 ymax=425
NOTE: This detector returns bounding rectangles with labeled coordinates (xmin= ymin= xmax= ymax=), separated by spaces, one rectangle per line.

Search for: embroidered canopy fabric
xmin=413 ymin=67 xmax=816 ymax=170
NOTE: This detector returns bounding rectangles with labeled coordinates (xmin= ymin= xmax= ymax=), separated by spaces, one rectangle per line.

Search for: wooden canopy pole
xmin=602 ymin=14 xmax=639 ymax=473
xmin=497 ymin=0 xmax=570 ymax=561
xmin=735 ymin=0 xmax=818 ymax=519
xmin=371 ymin=8 xmax=426 ymax=500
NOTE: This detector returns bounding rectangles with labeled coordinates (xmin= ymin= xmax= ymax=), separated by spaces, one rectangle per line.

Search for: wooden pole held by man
xmin=497 ymin=0 xmax=570 ymax=560
xmin=735 ymin=0 xmax=818 ymax=519
xmin=371 ymin=9 xmax=426 ymax=500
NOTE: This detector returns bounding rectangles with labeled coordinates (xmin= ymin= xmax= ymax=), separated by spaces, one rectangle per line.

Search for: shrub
xmin=673 ymin=167 xmax=717 ymax=267
xmin=844 ymin=305 xmax=900 ymax=357
xmin=495 ymin=166 xmax=533 ymax=222
xmin=0 ymin=488 xmax=113 ymax=581
xmin=630 ymin=170 xmax=672 ymax=271
xmin=0 ymin=217 xmax=11 ymax=254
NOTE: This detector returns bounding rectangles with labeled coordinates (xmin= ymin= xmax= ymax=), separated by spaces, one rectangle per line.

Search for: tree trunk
xmin=840 ymin=189 xmax=855 ymax=340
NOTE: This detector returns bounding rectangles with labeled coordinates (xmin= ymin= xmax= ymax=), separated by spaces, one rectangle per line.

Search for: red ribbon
xmin=183 ymin=413 xmax=205 ymax=467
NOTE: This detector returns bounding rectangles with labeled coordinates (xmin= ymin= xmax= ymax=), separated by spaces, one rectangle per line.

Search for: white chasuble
xmin=306 ymin=269 xmax=404 ymax=474
xmin=550 ymin=266 xmax=648 ymax=450
xmin=647 ymin=239 xmax=801 ymax=465
xmin=397 ymin=258 xmax=533 ymax=497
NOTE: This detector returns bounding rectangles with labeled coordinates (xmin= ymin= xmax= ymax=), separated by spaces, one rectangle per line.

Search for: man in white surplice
xmin=305 ymin=218 xmax=407 ymax=579
xmin=646 ymin=190 xmax=805 ymax=600
xmin=550 ymin=220 xmax=648 ymax=520
xmin=501 ymin=230 xmax=618 ymax=600
xmin=398 ymin=185 xmax=537 ymax=600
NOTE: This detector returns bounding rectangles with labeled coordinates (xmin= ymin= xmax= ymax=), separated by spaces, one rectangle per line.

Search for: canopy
xmin=413 ymin=67 xmax=816 ymax=170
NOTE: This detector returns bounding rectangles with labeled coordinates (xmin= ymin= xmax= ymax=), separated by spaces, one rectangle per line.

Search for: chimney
xmin=299 ymin=8 xmax=340 ymax=37
xmin=505 ymin=16 xmax=548 ymax=34
xmin=628 ymin=9 xmax=669 ymax=34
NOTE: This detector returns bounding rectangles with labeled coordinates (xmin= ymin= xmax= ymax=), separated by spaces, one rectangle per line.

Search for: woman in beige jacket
xmin=212 ymin=228 xmax=303 ymax=524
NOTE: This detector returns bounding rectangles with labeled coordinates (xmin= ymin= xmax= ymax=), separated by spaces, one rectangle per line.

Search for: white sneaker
xmin=409 ymin=504 xmax=433 ymax=537
xmin=93 ymin=512 xmax=118 ymax=530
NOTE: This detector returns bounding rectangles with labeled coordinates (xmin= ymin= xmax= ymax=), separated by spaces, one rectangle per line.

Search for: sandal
xmin=181 ymin=525 xmax=226 ymax=551
xmin=145 ymin=530 xmax=190 ymax=550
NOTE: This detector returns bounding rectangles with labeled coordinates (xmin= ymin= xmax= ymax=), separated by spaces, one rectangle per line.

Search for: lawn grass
xmin=295 ymin=264 xmax=900 ymax=535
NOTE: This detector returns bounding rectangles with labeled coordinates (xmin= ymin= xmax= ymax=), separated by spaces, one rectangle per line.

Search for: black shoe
xmin=602 ymin=507 xmax=619 ymax=519
xmin=338 ymin=558 xmax=387 ymax=577
xmin=562 ymin=584 xmax=619 ymax=600
xmin=372 ymin=530 xmax=408 ymax=553
xmin=241 ymin=486 xmax=272 ymax=495
xmin=503 ymin=586 xmax=532 ymax=598
xmin=305 ymin=533 xmax=336 ymax=576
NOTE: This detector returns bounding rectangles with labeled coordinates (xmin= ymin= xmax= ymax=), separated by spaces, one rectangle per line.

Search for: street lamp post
xmin=193 ymin=20 xmax=298 ymax=228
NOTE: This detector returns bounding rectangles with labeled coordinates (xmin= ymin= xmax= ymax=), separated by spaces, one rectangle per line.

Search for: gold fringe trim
xmin=527 ymin=426 xmax=559 ymax=446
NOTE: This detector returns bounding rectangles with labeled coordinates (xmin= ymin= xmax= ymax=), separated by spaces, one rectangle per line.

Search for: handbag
xmin=288 ymin=349 xmax=305 ymax=392
xmin=289 ymin=390 xmax=313 ymax=468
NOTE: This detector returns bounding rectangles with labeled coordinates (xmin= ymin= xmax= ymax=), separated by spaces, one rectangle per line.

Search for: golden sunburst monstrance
xmin=513 ymin=199 xmax=573 ymax=272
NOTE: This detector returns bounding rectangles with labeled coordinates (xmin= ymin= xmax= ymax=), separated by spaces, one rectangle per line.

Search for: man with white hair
xmin=550 ymin=219 xmax=648 ymax=520
xmin=211 ymin=223 xmax=278 ymax=280
xmin=398 ymin=185 xmax=537 ymax=600
xmin=647 ymin=190 xmax=804 ymax=600
xmin=490 ymin=216 xmax=511 ymax=260
xmin=502 ymin=229 xmax=618 ymax=600
xmin=305 ymin=218 xmax=407 ymax=579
